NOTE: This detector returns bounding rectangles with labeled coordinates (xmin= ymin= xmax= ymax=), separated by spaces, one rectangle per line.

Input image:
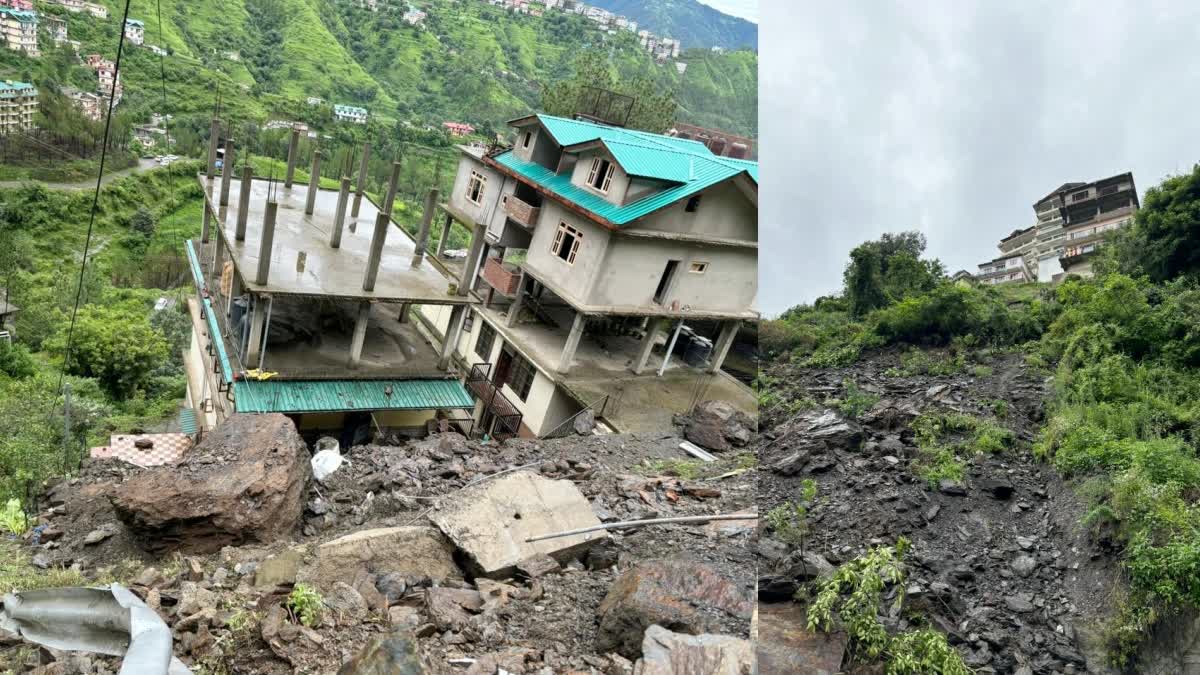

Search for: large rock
xmin=771 ymin=410 xmax=862 ymax=476
xmin=108 ymin=413 xmax=310 ymax=553
xmin=429 ymin=471 xmax=606 ymax=579
xmin=597 ymin=559 xmax=754 ymax=659
xmin=297 ymin=526 xmax=459 ymax=593
xmin=756 ymin=603 xmax=847 ymax=675
xmin=635 ymin=625 xmax=754 ymax=675
xmin=337 ymin=631 xmax=429 ymax=675
xmin=684 ymin=400 xmax=756 ymax=452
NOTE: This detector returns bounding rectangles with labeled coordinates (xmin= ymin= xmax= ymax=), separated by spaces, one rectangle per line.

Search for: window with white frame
xmin=586 ymin=157 xmax=615 ymax=193
xmin=466 ymin=170 xmax=486 ymax=205
xmin=689 ymin=261 xmax=709 ymax=274
xmin=551 ymin=222 xmax=582 ymax=264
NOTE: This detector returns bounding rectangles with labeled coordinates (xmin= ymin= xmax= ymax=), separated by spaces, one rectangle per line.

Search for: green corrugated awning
xmin=185 ymin=240 xmax=233 ymax=383
xmin=179 ymin=408 xmax=198 ymax=434
xmin=233 ymin=378 xmax=475 ymax=414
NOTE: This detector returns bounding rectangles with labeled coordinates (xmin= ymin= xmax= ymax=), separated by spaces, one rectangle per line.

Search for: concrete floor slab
xmin=201 ymin=175 xmax=471 ymax=304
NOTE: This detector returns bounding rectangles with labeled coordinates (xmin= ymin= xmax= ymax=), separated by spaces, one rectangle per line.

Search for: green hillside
xmin=588 ymin=0 xmax=757 ymax=50
xmin=5 ymin=0 xmax=755 ymax=138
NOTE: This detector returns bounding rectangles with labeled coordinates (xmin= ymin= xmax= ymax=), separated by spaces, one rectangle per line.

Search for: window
xmin=1072 ymin=190 xmax=1089 ymax=202
xmin=522 ymin=131 xmax=532 ymax=148
xmin=1100 ymin=185 xmax=1118 ymax=196
xmin=685 ymin=195 xmax=702 ymax=212
xmin=505 ymin=350 xmax=535 ymax=401
xmin=475 ymin=321 xmax=496 ymax=360
xmin=689 ymin=261 xmax=708 ymax=274
xmin=586 ymin=157 xmax=615 ymax=193
xmin=551 ymin=223 xmax=582 ymax=264
xmin=466 ymin=171 xmax=486 ymax=205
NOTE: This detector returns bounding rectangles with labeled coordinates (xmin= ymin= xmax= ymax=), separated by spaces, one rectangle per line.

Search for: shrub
xmin=0 ymin=498 xmax=27 ymax=535
xmin=835 ymin=379 xmax=879 ymax=419
xmin=766 ymin=480 xmax=816 ymax=552
xmin=287 ymin=584 xmax=323 ymax=627
xmin=760 ymin=319 xmax=816 ymax=356
xmin=0 ymin=341 xmax=36 ymax=379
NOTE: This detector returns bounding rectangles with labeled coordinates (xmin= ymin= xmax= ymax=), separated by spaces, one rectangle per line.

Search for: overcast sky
xmin=699 ymin=0 xmax=758 ymax=23
xmin=758 ymin=1 xmax=1200 ymax=316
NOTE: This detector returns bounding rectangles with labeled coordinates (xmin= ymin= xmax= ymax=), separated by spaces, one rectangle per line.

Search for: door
xmin=654 ymin=260 xmax=680 ymax=304
xmin=495 ymin=344 xmax=514 ymax=386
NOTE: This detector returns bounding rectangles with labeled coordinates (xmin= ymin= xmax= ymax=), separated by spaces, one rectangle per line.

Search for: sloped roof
xmin=496 ymin=114 xmax=757 ymax=226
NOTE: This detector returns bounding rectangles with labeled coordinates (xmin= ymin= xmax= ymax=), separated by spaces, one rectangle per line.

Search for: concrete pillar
xmin=305 ymin=151 xmax=322 ymax=215
xmin=436 ymin=213 xmax=453 ymax=257
xmin=412 ymin=188 xmax=439 ymax=265
xmin=246 ymin=297 xmax=266 ymax=365
xmin=284 ymin=127 xmax=300 ymax=188
xmin=506 ymin=269 xmax=527 ymax=327
xmin=235 ymin=165 xmax=252 ymax=240
xmin=201 ymin=202 xmax=211 ymax=244
xmin=256 ymin=200 xmax=278 ymax=286
xmin=459 ymin=223 xmax=487 ymax=297
xmin=557 ymin=312 xmax=587 ymax=375
xmin=398 ymin=303 xmax=409 ymax=323
xmin=707 ymin=320 xmax=740 ymax=374
xmin=348 ymin=301 xmax=370 ymax=368
xmin=212 ymin=228 xmax=223 ymax=272
xmin=632 ymin=317 xmax=664 ymax=375
xmin=383 ymin=160 xmax=401 ymax=214
xmin=362 ymin=211 xmax=390 ymax=292
xmin=351 ymin=141 xmax=370 ymax=218
xmin=227 ymin=269 xmax=241 ymax=317
xmin=438 ymin=305 xmax=466 ymax=370
xmin=206 ymin=118 xmax=220 ymax=180
xmin=219 ymin=138 xmax=234 ymax=205
xmin=331 ymin=176 xmax=351 ymax=248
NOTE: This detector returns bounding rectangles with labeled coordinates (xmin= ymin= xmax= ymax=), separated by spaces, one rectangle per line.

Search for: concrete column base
xmin=439 ymin=305 xmax=466 ymax=370
xmin=557 ymin=312 xmax=587 ymax=375
xmin=707 ymin=320 xmax=740 ymax=374
xmin=632 ymin=317 xmax=664 ymax=375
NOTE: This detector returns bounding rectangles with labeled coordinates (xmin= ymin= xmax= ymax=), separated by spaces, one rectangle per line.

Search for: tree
xmin=843 ymin=232 xmax=944 ymax=316
xmin=46 ymin=306 xmax=168 ymax=399
xmin=541 ymin=50 xmax=678 ymax=133
xmin=0 ymin=341 xmax=35 ymax=379
xmin=130 ymin=207 xmax=156 ymax=239
xmin=1112 ymin=164 xmax=1200 ymax=283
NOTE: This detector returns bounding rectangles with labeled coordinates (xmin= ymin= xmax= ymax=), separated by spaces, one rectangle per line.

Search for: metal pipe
xmin=351 ymin=141 xmax=370 ymax=217
xmin=362 ymin=211 xmax=389 ymax=291
xmin=657 ymin=320 xmax=684 ymax=377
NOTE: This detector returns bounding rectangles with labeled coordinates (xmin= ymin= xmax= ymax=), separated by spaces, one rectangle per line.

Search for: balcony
xmin=465 ymin=363 xmax=523 ymax=441
xmin=480 ymin=257 xmax=521 ymax=296
xmin=503 ymin=194 xmax=541 ymax=228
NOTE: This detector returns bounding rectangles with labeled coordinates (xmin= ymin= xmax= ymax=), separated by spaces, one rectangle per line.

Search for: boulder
xmin=635 ymin=625 xmax=754 ymax=675
xmin=108 ymin=414 xmax=310 ymax=554
xmin=337 ymin=631 xmax=428 ymax=675
xmin=429 ymin=471 xmax=606 ymax=579
xmin=684 ymin=400 xmax=755 ymax=452
xmin=573 ymin=409 xmax=596 ymax=435
xmin=297 ymin=527 xmax=458 ymax=593
xmin=424 ymin=587 xmax=483 ymax=631
xmin=597 ymin=559 xmax=754 ymax=659
xmin=756 ymin=603 xmax=847 ymax=675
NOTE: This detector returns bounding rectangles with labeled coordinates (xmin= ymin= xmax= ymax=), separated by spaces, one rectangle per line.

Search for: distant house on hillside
xmin=124 ymin=18 xmax=144 ymax=45
xmin=402 ymin=8 xmax=426 ymax=25
xmin=443 ymin=121 xmax=475 ymax=136
xmin=0 ymin=8 xmax=38 ymax=56
xmin=668 ymin=122 xmax=754 ymax=160
xmin=306 ymin=96 xmax=325 ymax=106
xmin=0 ymin=80 xmax=38 ymax=133
xmin=43 ymin=0 xmax=107 ymax=18
xmin=334 ymin=104 xmax=368 ymax=124
xmin=0 ymin=0 xmax=32 ymax=10
xmin=45 ymin=15 xmax=67 ymax=44
xmin=63 ymin=86 xmax=102 ymax=121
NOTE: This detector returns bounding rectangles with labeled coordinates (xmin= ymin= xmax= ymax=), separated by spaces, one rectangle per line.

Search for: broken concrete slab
xmin=297 ymin=526 xmax=458 ymax=593
xmin=635 ymin=624 xmax=754 ymax=675
xmin=429 ymin=470 xmax=607 ymax=579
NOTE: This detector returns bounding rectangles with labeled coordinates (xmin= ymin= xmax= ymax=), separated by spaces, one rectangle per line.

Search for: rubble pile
xmin=6 ymin=409 xmax=756 ymax=674
xmin=757 ymin=349 xmax=1120 ymax=673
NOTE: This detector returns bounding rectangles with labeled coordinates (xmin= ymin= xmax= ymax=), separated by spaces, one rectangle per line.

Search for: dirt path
xmin=0 ymin=158 xmax=161 ymax=191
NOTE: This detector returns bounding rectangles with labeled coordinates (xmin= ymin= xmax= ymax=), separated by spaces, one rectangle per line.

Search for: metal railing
xmin=539 ymin=394 xmax=610 ymax=439
xmin=465 ymin=363 xmax=523 ymax=441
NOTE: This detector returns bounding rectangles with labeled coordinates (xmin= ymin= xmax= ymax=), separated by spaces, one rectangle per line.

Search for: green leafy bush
xmin=287 ymin=584 xmax=323 ymax=628
xmin=766 ymin=480 xmax=816 ymax=552
xmin=910 ymin=412 xmax=1013 ymax=487
xmin=834 ymin=379 xmax=879 ymax=419
xmin=0 ymin=498 xmax=27 ymax=535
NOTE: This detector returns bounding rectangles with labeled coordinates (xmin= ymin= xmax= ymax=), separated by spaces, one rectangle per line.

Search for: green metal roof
xmin=179 ymin=408 xmax=198 ymax=435
xmin=185 ymin=240 xmax=234 ymax=383
xmin=496 ymin=114 xmax=757 ymax=226
xmin=125 ymin=18 xmax=144 ymax=27
xmin=0 ymin=9 xmax=36 ymax=22
xmin=233 ymin=378 xmax=474 ymax=414
xmin=335 ymin=104 xmax=367 ymax=114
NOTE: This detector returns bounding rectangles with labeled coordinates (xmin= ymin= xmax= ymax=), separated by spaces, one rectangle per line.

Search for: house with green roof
xmin=0 ymin=80 xmax=37 ymax=133
xmin=334 ymin=104 xmax=368 ymax=124
xmin=420 ymin=113 xmax=757 ymax=438
xmin=123 ymin=18 xmax=144 ymax=45
xmin=0 ymin=7 xmax=38 ymax=56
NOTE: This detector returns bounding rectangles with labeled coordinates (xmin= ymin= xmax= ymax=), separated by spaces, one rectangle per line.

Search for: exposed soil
xmin=757 ymin=347 xmax=1124 ymax=674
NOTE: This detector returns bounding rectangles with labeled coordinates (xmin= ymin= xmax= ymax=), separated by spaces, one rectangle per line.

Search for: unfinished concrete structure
xmin=184 ymin=119 xmax=476 ymax=442
xmin=419 ymin=114 xmax=758 ymax=438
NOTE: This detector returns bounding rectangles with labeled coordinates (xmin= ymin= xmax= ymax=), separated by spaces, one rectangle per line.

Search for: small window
xmin=522 ymin=131 xmax=532 ymax=148
xmin=586 ymin=157 xmax=615 ymax=193
xmin=475 ymin=321 xmax=496 ymax=360
xmin=551 ymin=222 xmax=582 ymax=264
xmin=1100 ymin=185 xmax=1118 ymax=196
xmin=689 ymin=261 xmax=708 ymax=274
xmin=685 ymin=195 xmax=702 ymax=212
xmin=1072 ymin=190 xmax=1089 ymax=202
xmin=505 ymin=351 xmax=535 ymax=401
xmin=466 ymin=170 xmax=486 ymax=205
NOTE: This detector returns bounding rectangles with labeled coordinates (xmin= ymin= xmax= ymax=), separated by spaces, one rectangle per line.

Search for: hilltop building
xmin=185 ymin=125 xmax=478 ymax=442
xmin=334 ymin=104 xmax=367 ymax=124
xmin=45 ymin=15 xmax=67 ymax=44
xmin=422 ymin=113 xmax=757 ymax=438
xmin=976 ymin=172 xmax=1139 ymax=283
xmin=443 ymin=121 xmax=475 ymax=137
xmin=124 ymin=18 xmax=144 ymax=45
xmin=44 ymin=0 xmax=106 ymax=18
xmin=0 ymin=7 xmax=38 ymax=56
xmin=63 ymin=86 xmax=102 ymax=120
xmin=87 ymin=54 xmax=123 ymax=107
xmin=0 ymin=80 xmax=36 ymax=133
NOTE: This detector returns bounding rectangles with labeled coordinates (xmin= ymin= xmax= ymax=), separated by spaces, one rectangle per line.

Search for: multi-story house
xmin=334 ymin=104 xmax=368 ymax=124
xmin=976 ymin=253 xmax=1029 ymax=285
xmin=63 ymin=86 xmax=102 ymax=121
xmin=91 ymin=57 xmax=122 ymax=107
xmin=45 ymin=15 xmax=68 ymax=44
xmin=0 ymin=80 xmax=36 ymax=133
xmin=0 ymin=8 xmax=37 ymax=56
xmin=44 ymin=0 xmax=107 ymax=18
xmin=420 ymin=113 xmax=757 ymax=438
xmin=124 ymin=18 xmax=144 ymax=45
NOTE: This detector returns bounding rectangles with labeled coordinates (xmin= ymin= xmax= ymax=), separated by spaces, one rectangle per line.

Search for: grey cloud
xmin=759 ymin=0 xmax=1200 ymax=315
